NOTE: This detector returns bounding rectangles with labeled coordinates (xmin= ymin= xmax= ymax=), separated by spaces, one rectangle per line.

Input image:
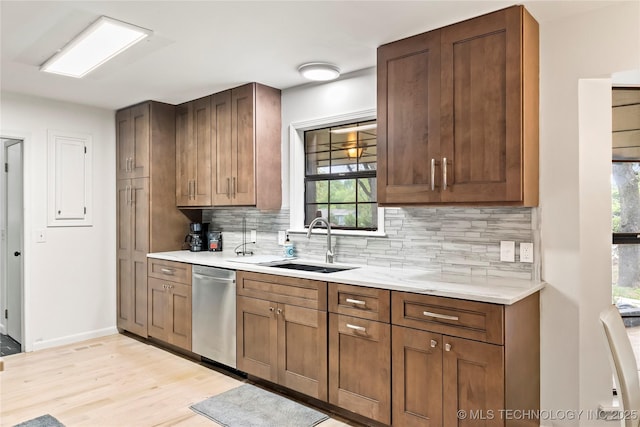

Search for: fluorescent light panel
xmin=330 ymin=123 xmax=377 ymax=134
xmin=41 ymin=16 xmax=151 ymax=78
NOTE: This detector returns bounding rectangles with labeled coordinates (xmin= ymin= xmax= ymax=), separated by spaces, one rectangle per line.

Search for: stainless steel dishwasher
xmin=192 ymin=265 xmax=236 ymax=368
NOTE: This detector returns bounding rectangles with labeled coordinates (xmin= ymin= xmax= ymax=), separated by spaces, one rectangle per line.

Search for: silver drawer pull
xmin=345 ymin=298 xmax=366 ymax=306
xmin=346 ymin=324 xmax=366 ymax=332
xmin=430 ymin=339 xmax=437 ymax=348
xmin=445 ymin=343 xmax=452 ymax=352
xmin=160 ymin=268 xmax=174 ymax=275
xmin=423 ymin=311 xmax=459 ymax=321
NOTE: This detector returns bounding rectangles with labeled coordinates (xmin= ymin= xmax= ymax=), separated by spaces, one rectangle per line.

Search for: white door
xmin=5 ymin=139 xmax=23 ymax=344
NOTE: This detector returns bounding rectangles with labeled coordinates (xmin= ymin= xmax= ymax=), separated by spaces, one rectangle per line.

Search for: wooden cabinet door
xmin=116 ymin=180 xmax=133 ymax=331
xmin=147 ymin=277 xmax=169 ymax=341
xmin=116 ymin=179 xmax=148 ymax=337
xmin=175 ymin=103 xmax=191 ymax=206
xmin=147 ymin=278 xmax=191 ymax=350
xmin=212 ymin=90 xmax=233 ymax=205
xmin=392 ymin=326 xmax=443 ymax=427
xmin=329 ymin=313 xmax=391 ymax=424
xmin=377 ymin=30 xmax=441 ymax=205
xmin=440 ymin=6 xmax=523 ymax=203
xmin=176 ymin=98 xmax=212 ymax=206
xmin=443 ymin=337 xmax=504 ymax=427
xmin=236 ymin=296 xmax=278 ymax=382
xmin=192 ymin=96 xmax=212 ymax=205
xmin=277 ymin=304 xmax=328 ymax=401
xmin=116 ymin=104 xmax=150 ymax=180
xmin=231 ymin=83 xmax=256 ymax=206
xmin=167 ymin=282 xmax=192 ymax=351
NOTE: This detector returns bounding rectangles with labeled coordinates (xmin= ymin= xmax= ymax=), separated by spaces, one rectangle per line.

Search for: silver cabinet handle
xmin=346 ymin=324 xmax=366 ymax=332
xmin=130 ymin=186 xmax=135 ymax=204
xmin=345 ymin=298 xmax=366 ymax=306
xmin=276 ymin=308 xmax=283 ymax=315
xmin=431 ymin=158 xmax=436 ymax=191
xmin=227 ymin=177 xmax=231 ymax=198
xmin=445 ymin=343 xmax=452 ymax=352
xmin=232 ymin=177 xmax=236 ymax=198
xmin=430 ymin=339 xmax=438 ymax=348
xmin=423 ymin=311 xmax=459 ymax=321
xmin=160 ymin=268 xmax=174 ymax=275
xmin=126 ymin=185 xmax=131 ymax=205
xmin=192 ymin=180 xmax=196 ymax=199
xmin=442 ymin=157 xmax=448 ymax=191
xmin=269 ymin=307 xmax=275 ymax=312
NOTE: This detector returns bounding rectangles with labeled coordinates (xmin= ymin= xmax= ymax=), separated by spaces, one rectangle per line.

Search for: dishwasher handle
xmin=192 ymin=272 xmax=236 ymax=283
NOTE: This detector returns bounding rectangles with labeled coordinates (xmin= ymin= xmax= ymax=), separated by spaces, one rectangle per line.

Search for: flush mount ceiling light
xmin=298 ymin=62 xmax=341 ymax=81
xmin=40 ymin=16 xmax=152 ymax=78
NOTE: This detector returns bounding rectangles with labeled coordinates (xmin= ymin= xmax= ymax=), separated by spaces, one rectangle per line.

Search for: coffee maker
xmin=185 ymin=222 xmax=207 ymax=252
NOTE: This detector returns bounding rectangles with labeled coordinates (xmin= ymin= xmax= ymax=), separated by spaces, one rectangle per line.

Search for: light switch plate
xmin=520 ymin=242 xmax=534 ymax=263
xmin=278 ymin=231 xmax=286 ymax=245
xmin=500 ymin=241 xmax=515 ymax=262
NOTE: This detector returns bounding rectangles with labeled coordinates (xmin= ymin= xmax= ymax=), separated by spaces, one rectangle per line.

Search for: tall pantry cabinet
xmin=116 ymin=101 xmax=190 ymax=337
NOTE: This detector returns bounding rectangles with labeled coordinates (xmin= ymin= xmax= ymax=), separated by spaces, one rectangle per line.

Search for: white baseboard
xmin=30 ymin=326 xmax=118 ymax=352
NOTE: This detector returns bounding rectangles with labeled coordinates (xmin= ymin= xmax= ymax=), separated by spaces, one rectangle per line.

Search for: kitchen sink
xmin=267 ymin=262 xmax=357 ymax=274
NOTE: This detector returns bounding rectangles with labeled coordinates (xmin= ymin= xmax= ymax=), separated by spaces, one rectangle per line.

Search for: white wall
xmin=281 ymin=67 xmax=377 ymax=208
xmin=539 ymin=2 xmax=640 ymax=425
xmin=0 ymin=92 xmax=116 ymax=351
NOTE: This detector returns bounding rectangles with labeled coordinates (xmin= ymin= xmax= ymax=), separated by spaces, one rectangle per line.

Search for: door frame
xmin=1 ymin=132 xmax=28 ymax=351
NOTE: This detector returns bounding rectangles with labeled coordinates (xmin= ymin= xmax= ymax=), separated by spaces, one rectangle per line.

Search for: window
xmin=611 ymin=88 xmax=640 ymax=356
xmin=304 ymin=120 xmax=377 ymax=230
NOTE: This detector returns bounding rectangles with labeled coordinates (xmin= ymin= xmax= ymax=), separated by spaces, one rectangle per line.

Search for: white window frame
xmin=288 ymin=109 xmax=385 ymax=237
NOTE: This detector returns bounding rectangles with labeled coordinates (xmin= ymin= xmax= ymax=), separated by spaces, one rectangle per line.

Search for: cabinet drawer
xmin=329 ymin=283 xmax=390 ymax=322
xmin=148 ymin=259 xmax=191 ymax=284
xmin=237 ymin=271 xmax=327 ymax=310
xmin=391 ymin=292 xmax=503 ymax=345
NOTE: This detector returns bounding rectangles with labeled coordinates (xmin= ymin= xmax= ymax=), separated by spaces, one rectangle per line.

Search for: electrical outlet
xmin=250 ymin=229 xmax=257 ymax=243
xmin=500 ymin=241 xmax=515 ymax=262
xmin=520 ymin=242 xmax=534 ymax=263
xmin=278 ymin=231 xmax=286 ymax=245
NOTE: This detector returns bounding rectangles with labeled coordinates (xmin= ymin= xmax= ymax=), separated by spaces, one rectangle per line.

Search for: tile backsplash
xmin=203 ymin=206 xmax=540 ymax=280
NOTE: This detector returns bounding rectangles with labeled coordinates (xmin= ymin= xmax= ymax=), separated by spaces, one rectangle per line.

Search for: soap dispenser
xmin=283 ymin=234 xmax=295 ymax=258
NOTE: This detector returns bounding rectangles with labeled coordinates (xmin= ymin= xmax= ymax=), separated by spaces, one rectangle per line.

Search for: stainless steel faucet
xmin=307 ymin=217 xmax=334 ymax=264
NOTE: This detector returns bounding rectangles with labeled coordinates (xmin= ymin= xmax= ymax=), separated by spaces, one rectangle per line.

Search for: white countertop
xmin=148 ymin=250 xmax=545 ymax=305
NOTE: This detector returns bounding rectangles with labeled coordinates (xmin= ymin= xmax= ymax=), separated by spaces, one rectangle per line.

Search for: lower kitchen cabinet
xmin=392 ymin=326 xmax=503 ymax=427
xmin=392 ymin=291 xmax=540 ymax=427
xmin=236 ymin=272 xmax=328 ymax=401
xmin=328 ymin=314 xmax=391 ymax=424
xmin=147 ymin=261 xmax=192 ymax=351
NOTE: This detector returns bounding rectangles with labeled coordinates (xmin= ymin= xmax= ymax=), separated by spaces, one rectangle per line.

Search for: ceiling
xmin=0 ymin=0 xmax=622 ymax=110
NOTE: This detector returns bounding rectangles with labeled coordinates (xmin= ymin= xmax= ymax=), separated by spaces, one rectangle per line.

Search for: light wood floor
xmin=0 ymin=334 xmax=354 ymax=427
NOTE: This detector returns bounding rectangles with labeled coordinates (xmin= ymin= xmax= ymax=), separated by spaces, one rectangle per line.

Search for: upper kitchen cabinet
xmin=212 ymin=83 xmax=282 ymax=209
xmin=176 ymin=96 xmax=213 ymax=207
xmin=377 ymin=5 xmax=539 ymax=206
xmin=116 ymin=102 xmax=150 ymax=179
